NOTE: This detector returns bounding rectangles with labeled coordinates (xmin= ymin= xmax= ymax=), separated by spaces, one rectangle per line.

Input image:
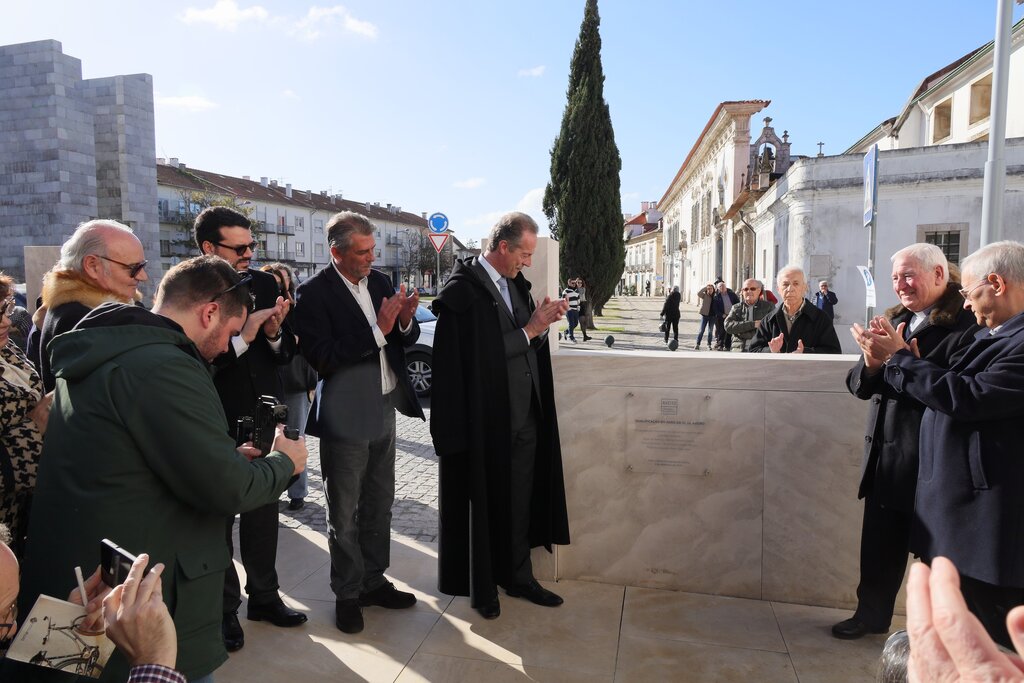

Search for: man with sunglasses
xmin=38 ymin=219 xmax=150 ymax=392
xmin=193 ymin=206 xmax=305 ymax=652
xmin=20 ymin=256 xmax=306 ymax=682
xmin=854 ymin=240 xmax=1024 ymax=650
xmin=724 ymin=279 xmax=773 ymax=352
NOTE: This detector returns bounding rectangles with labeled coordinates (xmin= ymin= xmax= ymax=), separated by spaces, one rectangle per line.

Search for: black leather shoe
xmin=222 ymin=611 xmax=244 ymax=652
xmin=288 ymin=498 xmax=305 ymax=510
xmin=247 ymin=600 xmax=308 ymax=627
xmin=831 ymin=617 xmax=887 ymax=640
xmin=503 ymin=580 xmax=563 ymax=607
xmin=358 ymin=582 xmax=416 ymax=609
xmin=336 ymin=599 xmax=364 ymax=634
xmin=476 ymin=596 xmax=500 ymax=620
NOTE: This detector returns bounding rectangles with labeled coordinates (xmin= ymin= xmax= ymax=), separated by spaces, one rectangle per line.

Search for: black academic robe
xmin=430 ymin=258 xmax=569 ymax=605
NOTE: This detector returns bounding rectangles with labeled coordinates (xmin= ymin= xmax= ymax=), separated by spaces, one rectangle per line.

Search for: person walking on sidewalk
xmin=660 ymin=286 xmax=681 ymax=344
xmin=576 ymin=278 xmax=592 ymax=341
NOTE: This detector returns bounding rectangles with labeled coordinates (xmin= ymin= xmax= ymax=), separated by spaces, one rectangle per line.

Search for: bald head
xmin=59 ymin=220 xmax=148 ymax=302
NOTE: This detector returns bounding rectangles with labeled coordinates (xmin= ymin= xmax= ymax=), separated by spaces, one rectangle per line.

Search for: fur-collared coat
xmin=846 ymin=283 xmax=979 ymax=509
xmin=38 ymin=269 xmax=129 ymax=391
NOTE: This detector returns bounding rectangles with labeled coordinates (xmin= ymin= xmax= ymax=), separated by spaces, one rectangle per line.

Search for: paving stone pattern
xmin=276 ymin=295 xmax=737 ymax=543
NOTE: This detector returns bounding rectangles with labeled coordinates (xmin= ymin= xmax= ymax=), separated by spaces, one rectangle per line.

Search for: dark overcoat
xmin=847 ymin=283 xmax=978 ymax=509
xmin=748 ymin=299 xmax=842 ymax=353
xmin=884 ymin=310 xmax=1024 ymax=586
xmin=430 ymin=258 xmax=569 ymax=604
xmin=660 ymin=290 xmax=681 ymax=321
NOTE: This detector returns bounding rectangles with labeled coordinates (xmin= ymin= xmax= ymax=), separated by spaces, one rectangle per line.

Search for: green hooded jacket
xmin=20 ymin=303 xmax=295 ymax=682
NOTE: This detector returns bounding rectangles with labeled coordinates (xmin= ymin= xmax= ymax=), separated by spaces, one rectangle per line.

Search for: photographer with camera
xmin=19 ymin=256 xmax=306 ymax=683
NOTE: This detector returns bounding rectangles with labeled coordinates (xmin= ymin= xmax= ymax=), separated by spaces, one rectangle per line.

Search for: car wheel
xmin=406 ymin=351 xmax=432 ymax=397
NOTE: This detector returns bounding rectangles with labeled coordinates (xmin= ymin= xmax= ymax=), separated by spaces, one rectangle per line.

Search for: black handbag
xmin=659 ymin=320 xmax=668 ymax=333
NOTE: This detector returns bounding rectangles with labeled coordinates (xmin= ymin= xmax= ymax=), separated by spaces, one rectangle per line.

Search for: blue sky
xmin=3 ymin=1 xmax=1022 ymax=246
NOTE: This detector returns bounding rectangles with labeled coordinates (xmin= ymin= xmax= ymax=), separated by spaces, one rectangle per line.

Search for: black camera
xmin=236 ymin=395 xmax=297 ymax=455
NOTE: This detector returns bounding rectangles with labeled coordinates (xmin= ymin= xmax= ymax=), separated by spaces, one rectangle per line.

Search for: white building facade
xmin=657 ymin=100 xmax=770 ymax=303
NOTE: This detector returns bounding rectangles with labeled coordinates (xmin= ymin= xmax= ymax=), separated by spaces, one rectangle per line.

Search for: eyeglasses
xmin=1 ymin=298 xmax=14 ymax=317
xmin=741 ymin=287 xmax=761 ymax=292
xmin=210 ymin=272 xmax=255 ymax=313
xmin=0 ymin=599 xmax=17 ymax=642
xmin=98 ymin=255 xmax=148 ymax=279
xmin=213 ymin=241 xmax=258 ymax=257
xmin=959 ymin=275 xmax=993 ymax=300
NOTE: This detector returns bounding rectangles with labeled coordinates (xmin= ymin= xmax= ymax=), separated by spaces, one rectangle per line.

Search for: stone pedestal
xmin=533 ymin=349 xmax=904 ymax=612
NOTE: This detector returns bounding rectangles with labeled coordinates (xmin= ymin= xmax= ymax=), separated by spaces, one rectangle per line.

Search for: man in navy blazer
xmin=860 ymin=240 xmax=1024 ymax=649
xmin=293 ymin=211 xmax=425 ymax=635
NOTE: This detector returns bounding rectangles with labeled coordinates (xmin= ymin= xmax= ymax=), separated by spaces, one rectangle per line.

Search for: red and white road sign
xmin=428 ymin=233 xmax=449 ymax=253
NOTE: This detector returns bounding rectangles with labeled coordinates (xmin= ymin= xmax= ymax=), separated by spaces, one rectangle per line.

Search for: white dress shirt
xmin=332 ymin=263 xmax=412 ymax=395
xmin=479 ymin=255 xmax=530 ymax=344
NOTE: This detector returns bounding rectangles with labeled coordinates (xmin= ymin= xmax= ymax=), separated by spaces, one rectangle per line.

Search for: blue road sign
xmin=428 ymin=213 xmax=449 ymax=234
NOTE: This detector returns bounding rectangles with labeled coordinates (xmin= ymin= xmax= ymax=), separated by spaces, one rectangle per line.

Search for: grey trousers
xmin=321 ymin=391 xmax=397 ymax=600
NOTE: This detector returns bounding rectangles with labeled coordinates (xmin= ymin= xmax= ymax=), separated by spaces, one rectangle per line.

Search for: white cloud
xmin=180 ymin=0 xmax=269 ymax=31
xmin=462 ymin=187 xmax=548 ymax=234
xmin=180 ymin=2 xmax=377 ymax=41
xmin=453 ymin=177 xmax=486 ymax=190
xmin=517 ymin=65 xmax=546 ymax=78
xmin=291 ymin=5 xmax=378 ymax=41
xmin=155 ymin=95 xmax=220 ymax=112
xmin=462 ymin=210 xmax=505 ymax=229
xmin=516 ymin=187 xmax=545 ymax=215
xmin=282 ymin=88 xmax=299 ymax=100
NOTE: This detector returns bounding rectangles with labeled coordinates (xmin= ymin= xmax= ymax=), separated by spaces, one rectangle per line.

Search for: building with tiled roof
xmin=156 ymin=159 xmax=431 ymax=283
xmin=847 ymin=16 xmax=1024 ymax=153
xmin=656 ymin=100 xmax=771 ymax=302
xmin=621 ymin=201 xmax=663 ymax=296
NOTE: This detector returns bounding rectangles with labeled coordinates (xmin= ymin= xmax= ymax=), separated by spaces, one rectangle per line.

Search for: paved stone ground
xmin=275 ymin=295 xmax=739 ymax=543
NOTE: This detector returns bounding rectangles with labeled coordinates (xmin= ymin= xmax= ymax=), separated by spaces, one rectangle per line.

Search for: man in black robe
xmin=430 ymin=211 xmax=570 ymax=620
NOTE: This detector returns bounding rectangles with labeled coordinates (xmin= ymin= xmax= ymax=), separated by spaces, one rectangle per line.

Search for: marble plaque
xmin=625 ymin=389 xmax=714 ymax=475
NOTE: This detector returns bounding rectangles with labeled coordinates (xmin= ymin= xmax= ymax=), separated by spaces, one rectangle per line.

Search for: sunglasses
xmin=213 ymin=241 xmax=258 ymax=257
xmin=210 ymin=272 xmax=256 ymax=312
xmin=741 ymin=287 xmax=761 ymax=292
xmin=98 ymin=255 xmax=148 ymax=279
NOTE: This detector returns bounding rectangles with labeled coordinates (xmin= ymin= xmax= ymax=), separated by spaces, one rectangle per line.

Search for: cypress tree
xmin=543 ymin=0 xmax=623 ymax=318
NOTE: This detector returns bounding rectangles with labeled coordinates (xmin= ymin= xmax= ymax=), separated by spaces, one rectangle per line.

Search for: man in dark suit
xmin=194 ymin=207 xmax=307 ymax=652
xmin=861 ymin=239 xmax=1024 ymax=649
xmin=292 ymin=211 xmax=425 ymax=635
xmin=430 ymin=211 xmax=570 ymax=620
xmin=833 ymin=243 xmax=977 ymax=640
xmin=815 ymin=280 xmax=839 ymax=319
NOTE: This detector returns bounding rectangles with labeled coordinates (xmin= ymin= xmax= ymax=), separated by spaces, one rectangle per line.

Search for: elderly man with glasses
xmin=723 ymin=279 xmax=774 ymax=351
xmin=37 ymin=219 xmax=150 ymax=392
xmin=193 ymin=206 xmax=306 ymax=653
xmin=855 ymin=240 xmax=1024 ymax=650
xmin=833 ymin=243 xmax=978 ymax=641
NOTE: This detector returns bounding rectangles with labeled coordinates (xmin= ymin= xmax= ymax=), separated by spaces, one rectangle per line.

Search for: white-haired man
xmin=38 ymin=219 xmax=149 ymax=391
xmin=833 ymin=243 xmax=977 ymax=640
xmin=860 ymin=240 xmax=1024 ymax=649
xmin=748 ymin=266 xmax=841 ymax=354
